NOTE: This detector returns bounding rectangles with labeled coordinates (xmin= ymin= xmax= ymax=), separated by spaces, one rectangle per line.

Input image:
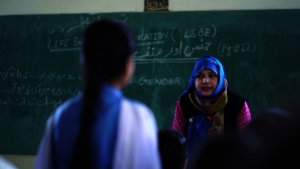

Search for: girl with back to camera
xmin=172 ymin=56 xmax=251 ymax=157
xmin=35 ymin=19 xmax=161 ymax=169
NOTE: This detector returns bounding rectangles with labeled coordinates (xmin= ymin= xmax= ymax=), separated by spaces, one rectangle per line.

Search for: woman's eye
xmin=197 ymin=75 xmax=204 ymax=78
xmin=209 ymin=74 xmax=217 ymax=77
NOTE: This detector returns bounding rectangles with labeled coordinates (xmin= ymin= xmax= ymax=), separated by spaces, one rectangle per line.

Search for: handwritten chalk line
xmin=212 ymin=24 xmax=216 ymax=38
xmin=134 ymin=58 xmax=199 ymax=61
xmin=136 ymin=41 xmax=164 ymax=46
xmin=50 ymin=48 xmax=80 ymax=52
xmin=49 ymin=41 xmax=164 ymax=52
xmin=217 ymin=41 xmax=225 ymax=57
xmin=135 ymin=61 xmax=196 ymax=64
xmin=171 ymin=27 xmax=176 ymax=42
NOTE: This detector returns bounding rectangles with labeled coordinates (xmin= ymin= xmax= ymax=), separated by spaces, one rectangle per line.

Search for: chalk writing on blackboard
xmin=133 ymin=40 xmax=212 ymax=59
xmin=66 ymin=14 xmax=128 ymax=34
xmin=0 ymin=97 xmax=63 ymax=107
xmin=0 ymin=81 xmax=81 ymax=107
xmin=0 ymin=65 xmax=182 ymax=107
xmin=67 ymin=17 xmax=91 ymax=33
xmin=46 ymin=21 xmax=256 ymax=62
xmin=0 ymin=83 xmax=80 ymax=96
xmin=137 ymin=26 xmax=169 ymax=41
xmin=130 ymin=77 xmax=181 ymax=86
xmin=0 ymin=66 xmax=82 ymax=82
xmin=217 ymin=39 xmax=256 ymax=57
xmin=138 ymin=77 xmax=180 ymax=86
xmin=183 ymin=25 xmax=217 ymax=38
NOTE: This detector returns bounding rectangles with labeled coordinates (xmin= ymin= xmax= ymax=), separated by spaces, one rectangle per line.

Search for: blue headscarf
xmin=182 ymin=56 xmax=226 ymax=100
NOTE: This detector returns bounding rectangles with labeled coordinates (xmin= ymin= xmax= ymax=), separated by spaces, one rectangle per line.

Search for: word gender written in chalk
xmin=130 ymin=77 xmax=181 ymax=86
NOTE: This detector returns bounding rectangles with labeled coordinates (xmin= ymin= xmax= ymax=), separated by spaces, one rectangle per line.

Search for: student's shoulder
xmin=56 ymin=94 xmax=82 ymax=113
xmin=53 ymin=94 xmax=83 ymax=125
xmin=122 ymin=97 xmax=157 ymax=128
xmin=122 ymin=97 xmax=153 ymax=114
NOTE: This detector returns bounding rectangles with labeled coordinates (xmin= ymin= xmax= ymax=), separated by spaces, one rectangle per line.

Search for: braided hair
xmin=70 ymin=19 xmax=136 ymax=169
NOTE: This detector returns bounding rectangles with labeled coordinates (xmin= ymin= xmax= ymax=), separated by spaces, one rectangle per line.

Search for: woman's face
xmin=195 ymin=68 xmax=218 ymax=96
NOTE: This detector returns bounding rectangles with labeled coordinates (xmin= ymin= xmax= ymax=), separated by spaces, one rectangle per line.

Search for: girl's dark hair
xmin=70 ymin=19 xmax=136 ymax=169
xmin=158 ymin=129 xmax=187 ymax=169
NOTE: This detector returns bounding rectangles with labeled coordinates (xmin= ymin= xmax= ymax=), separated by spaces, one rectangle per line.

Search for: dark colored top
xmin=179 ymin=88 xmax=246 ymax=136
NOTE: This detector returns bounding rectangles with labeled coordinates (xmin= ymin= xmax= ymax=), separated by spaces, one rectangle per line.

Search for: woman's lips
xmin=201 ymin=87 xmax=213 ymax=91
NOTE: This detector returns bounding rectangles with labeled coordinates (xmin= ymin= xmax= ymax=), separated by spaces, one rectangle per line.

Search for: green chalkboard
xmin=1 ymin=10 xmax=300 ymax=155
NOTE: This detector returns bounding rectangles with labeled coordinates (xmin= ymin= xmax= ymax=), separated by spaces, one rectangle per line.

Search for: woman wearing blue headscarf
xmin=172 ymin=56 xmax=251 ymax=156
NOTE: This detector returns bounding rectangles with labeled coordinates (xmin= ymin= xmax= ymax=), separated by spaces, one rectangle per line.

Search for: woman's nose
xmin=202 ymin=77 xmax=209 ymax=83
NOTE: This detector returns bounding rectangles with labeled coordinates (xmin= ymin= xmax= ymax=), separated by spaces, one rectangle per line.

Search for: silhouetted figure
xmin=158 ymin=129 xmax=187 ymax=169
xmin=188 ymin=108 xmax=300 ymax=169
xmin=242 ymin=108 xmax=300 ymax=169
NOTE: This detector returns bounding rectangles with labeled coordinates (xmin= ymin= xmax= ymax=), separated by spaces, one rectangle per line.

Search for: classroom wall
xmin=1 ymin=0 xmax=299 ymax=168
xmin=0 ymin=0 xmax=300 ymax=15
